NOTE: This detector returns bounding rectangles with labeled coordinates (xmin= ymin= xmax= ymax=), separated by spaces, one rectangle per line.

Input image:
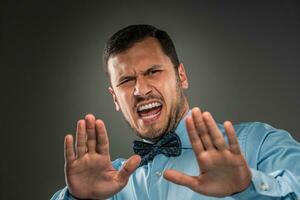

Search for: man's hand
xmin=64 ymin=114 xmax=141 ymax=199
xmin=164 ymin=107 xmax=252 ymax=197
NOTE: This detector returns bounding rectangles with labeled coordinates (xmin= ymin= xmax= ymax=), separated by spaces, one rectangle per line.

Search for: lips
xmin=137 ymin=101 xmax=163 ymax=124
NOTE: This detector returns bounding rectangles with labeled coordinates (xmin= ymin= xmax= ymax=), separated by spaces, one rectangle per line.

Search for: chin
xmin=136 ymin=124 xmax=167 ymax=141
xmin=128 ymin=111 xmax=171 ymax=140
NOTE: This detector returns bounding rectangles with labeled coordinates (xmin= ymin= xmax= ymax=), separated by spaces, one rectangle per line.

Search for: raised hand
xmin=163 ymin=107 xmax=251 ymax=197
xmin=64 ymin=114 xmax=141 ymax=199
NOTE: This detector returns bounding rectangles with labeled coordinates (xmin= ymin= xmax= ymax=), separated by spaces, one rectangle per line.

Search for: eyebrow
xmin=116 ymin=64 xmax=163 ymax=87
xmin=143 ymin=64 xmax=163 ymax=75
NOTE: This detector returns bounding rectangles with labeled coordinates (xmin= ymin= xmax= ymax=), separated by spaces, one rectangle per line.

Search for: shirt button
xmin=155 ymin=171 xmax=162 ymax=177
xmin=259 ymin=183 xmax=269 ymax=191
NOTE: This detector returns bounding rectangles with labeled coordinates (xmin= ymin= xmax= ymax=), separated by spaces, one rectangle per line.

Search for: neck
xmin=164 ymin=95 xmax=190 ymax=137
xmin=175 ymin=95 xmax=190 ymax=128
xmin=181 ymin=96 xmax=190 ymax=118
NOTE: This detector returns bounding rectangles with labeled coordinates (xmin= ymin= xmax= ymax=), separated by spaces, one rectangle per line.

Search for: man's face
xmin=108 ymin=37 xmax=189 ymax=140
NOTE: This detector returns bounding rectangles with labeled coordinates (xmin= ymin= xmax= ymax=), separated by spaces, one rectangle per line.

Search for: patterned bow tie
xmin=133 ymin=131 xmax=182 ymax=166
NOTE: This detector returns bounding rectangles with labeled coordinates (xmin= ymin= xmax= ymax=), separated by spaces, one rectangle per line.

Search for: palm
xmin=66 ymin=154 xmax=118 ymax=198
xmin=64 ymin=115 xmax=141 ymax=199
xmin=193 ymin=150 xmax=249 ymax=196
xmin=164 ymin=108 xmax=251 ymax=197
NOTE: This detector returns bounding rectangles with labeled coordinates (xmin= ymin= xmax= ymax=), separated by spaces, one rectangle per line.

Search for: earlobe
xmin=178 ymin=63 xmax=189 ymax=89
xmin=108 ymin=87 xmax=120 ymax=111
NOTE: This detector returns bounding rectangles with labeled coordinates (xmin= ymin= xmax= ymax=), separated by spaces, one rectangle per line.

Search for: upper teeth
xmin=138 ymin=102 xmax=162 ymax=111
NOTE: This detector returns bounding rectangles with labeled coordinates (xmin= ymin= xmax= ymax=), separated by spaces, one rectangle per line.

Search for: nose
xmin=133 ymin=77 xmax=152 ymax=97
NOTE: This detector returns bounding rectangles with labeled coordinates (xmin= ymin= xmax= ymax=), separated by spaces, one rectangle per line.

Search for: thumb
xmin=117 ymin=155 xmax=141 ymax=183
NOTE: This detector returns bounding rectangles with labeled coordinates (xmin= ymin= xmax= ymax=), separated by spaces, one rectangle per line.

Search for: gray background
xmin=1 ymin=1 xmax=300 ymax=199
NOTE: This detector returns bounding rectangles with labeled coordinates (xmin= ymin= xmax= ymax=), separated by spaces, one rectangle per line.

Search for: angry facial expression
xmin=108 ymin=37 xmax=189 ymax=141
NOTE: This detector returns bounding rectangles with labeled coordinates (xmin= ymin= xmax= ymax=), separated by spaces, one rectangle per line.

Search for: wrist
xmin=233 ymin=167 xmax=252 ymax=194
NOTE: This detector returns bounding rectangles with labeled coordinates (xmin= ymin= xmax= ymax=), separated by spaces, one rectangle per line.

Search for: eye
xmin=148 ymin=69 xmax=161 ymax=76
xmin=117 ymin=77 xmax=135 ymax=87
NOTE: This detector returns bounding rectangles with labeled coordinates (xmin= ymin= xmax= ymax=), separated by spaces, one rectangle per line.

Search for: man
xmin=51 ymin=25 xmax=300 ymax=200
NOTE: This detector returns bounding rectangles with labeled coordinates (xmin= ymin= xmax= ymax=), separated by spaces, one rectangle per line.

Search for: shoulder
xmin=230 ymin=122 xmax=297 ymax=167
xmin=231 ymin=121 xmax=294 ymax=148
xmin=218 ymin=121 xmax=279 ymax=142
xmin=234 ymin=121 xmax=276 ymax=133
xmin=233 ymin=121 xmax=292 ymax=140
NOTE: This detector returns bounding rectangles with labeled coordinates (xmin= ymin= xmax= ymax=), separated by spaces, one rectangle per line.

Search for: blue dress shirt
xmin=51 ymin=113 xmax=300 ymax=200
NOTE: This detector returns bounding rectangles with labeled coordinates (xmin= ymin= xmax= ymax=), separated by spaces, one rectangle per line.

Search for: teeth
xmin=138 ymin=102 xmax=162 ymax=111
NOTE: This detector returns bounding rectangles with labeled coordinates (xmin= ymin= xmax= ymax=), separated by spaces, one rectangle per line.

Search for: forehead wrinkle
xmin=116 ymin=64 xmax=160 ymax=83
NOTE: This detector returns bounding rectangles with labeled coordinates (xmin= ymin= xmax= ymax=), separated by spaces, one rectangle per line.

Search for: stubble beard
xmin=126 ymin=79 xmax=187 ymax=142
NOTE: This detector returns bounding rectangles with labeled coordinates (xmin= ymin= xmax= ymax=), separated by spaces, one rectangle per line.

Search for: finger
xmin=192 ymin=107 xmax=213 ymax=150
xmin=117 ymin=155 xmax=141 ymax=184
xmin=85 ymin=114 xmax=96 ymax=153
xmin=202 ymin=112 xmax=227 ymax=151
xmin=95 ymin=119 xmax=110 ymax=155
xmin=163 ymin=169 xmax=199 ymax=191
xmin=186 ymin=116 xmax=204 ymax=154
xmin=64 ymin=134 xmax=75 ymax=164
xmin=76 ymin=120 xmax=87 ymax=158
xmin=224 ymin=121 xmax=241 ymax=154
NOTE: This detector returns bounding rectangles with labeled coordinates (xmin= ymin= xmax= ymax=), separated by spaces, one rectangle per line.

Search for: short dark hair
xmin=103 ymin=24 xmax=180 ymax=78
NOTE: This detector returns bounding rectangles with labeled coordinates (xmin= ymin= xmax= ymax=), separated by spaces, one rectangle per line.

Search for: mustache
xmin=133 ymin=94 xmax=164 ymax=109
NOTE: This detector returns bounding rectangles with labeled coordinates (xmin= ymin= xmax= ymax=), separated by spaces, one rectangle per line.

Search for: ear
xmin=108 ymin=87 xmax=120 ymax=111
xmin=177 ymin=63 xmax=189 ymax=89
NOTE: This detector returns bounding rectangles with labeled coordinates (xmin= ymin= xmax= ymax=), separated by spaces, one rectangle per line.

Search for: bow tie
xmin=133 ymin=131 xmax=182 ymax=166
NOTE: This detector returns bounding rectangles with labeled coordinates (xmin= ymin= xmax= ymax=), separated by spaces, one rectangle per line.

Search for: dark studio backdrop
xmin=1 ymin=1 xmax=300 ymax=199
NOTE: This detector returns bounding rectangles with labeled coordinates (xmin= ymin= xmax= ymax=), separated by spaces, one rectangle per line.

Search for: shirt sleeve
xmin=232 ymin=123 xmax=300 ymax=199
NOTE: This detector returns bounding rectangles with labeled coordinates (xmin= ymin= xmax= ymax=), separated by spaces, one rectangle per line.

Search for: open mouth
xmin=137 ymin=101 xmax=163 ymax=123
